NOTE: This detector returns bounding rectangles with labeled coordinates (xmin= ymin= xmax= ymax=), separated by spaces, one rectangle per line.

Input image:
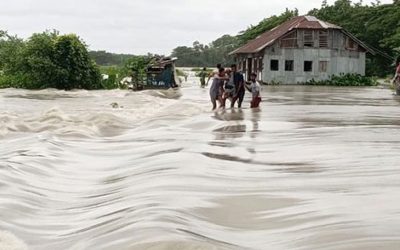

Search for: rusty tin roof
xmin=230 ymin=16 xmax=374 ymax=55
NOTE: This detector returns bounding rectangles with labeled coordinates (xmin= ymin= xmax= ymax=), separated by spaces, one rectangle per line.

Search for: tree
xmin=122 ymin=55 xmax=152 ymax=84
xmin=171 ymin=46 xmax=197 ymax=66
xmin=0 ymin=31 xmax=102 ymax=89
xmin=52 ymin=34 xmax=101 ymax=89
xmin=89 ymin=50 xmax=135 ymax=66
xmin=0 ymin=30 xmax=24 ymax=73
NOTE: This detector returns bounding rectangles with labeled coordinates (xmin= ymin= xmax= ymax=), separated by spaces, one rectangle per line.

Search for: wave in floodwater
xmin=1 ymin=74 xmax=400 ymax=250
xmin=0 ymin=88 xmax=200 ymax=138
xmin=0 ymin=231 xmax=27 ymax=250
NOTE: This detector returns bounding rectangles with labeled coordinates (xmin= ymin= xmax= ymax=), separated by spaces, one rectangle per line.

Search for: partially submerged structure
xmin=129 ymin=57 xmax=180 ymax=91
xmin=230 ymin=16 xmax=374 ymax=84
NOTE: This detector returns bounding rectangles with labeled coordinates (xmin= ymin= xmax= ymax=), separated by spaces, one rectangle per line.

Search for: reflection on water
xmin=1 ymin=76 xmax=400 ymax=250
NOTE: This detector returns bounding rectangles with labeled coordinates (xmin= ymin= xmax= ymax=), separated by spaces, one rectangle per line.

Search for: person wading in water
xmin=199 ymin=67 xmax=208 ymax=88
xmin=225 ymin=64 xmax=244 ymax=108
xmin=247 ymin=73 xmax=262 ymax=108
xmin=206 ymin=64 xmax=222 ymax=86
xmin=209 ymin=67 xmax=228 ymax=110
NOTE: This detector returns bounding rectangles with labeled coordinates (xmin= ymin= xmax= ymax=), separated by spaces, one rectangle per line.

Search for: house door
xmin=257 ymin=57 xmax=264 ymax=81
xmin=247 ymin=58 xmax=253 ymax=81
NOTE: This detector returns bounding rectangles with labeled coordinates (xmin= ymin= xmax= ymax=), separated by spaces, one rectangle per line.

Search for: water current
xmin=1 ymin=70 xmax=400 ymax=250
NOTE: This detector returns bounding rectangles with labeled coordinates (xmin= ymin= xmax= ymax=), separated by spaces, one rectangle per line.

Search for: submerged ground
xmin=1 ymin=71 xmax=400 ymax=250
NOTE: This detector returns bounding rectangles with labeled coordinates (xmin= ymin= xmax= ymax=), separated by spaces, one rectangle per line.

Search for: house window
xmin=304 ymin=61 xmax=313 ymax=72
xmin=281 ymin=31 xmax=298 ymax=48
xmin=319 ymin=61 xmax=328 ymax=72
xmin=285 ymin=60 xmax=294 ymax=71
xmin=319 ymin=31 xmax=328 ymax=48
xmin=270 ymin=60 xmax=279 ymax=71
xmin=304 ymin=30 xmax=314 ymax=47
xmin=346 ymin=37 xmax=357 ymax=50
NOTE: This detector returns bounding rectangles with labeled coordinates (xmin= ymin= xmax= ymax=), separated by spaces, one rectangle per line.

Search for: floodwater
xmin=1 ymin=71 xmax=400 ymax=250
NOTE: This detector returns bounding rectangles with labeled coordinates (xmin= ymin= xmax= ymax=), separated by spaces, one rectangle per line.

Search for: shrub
xmin=303 ymin=73 xmax=378 ymax=86
xmin=0 ymin=30 xmax=102 ymax=90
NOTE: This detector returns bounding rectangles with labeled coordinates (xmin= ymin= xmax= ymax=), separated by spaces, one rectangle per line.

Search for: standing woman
xmin=393 ymin=57 xmax=400 ymax=95
xmin=210 ymin=67 xmax=228 ymax=110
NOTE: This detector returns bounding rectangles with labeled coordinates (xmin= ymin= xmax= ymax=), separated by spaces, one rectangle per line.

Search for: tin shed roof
xmin=230 ymin=16 xmax=371 ymax=55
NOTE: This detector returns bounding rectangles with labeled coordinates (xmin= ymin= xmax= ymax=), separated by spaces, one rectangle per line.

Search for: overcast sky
xmin=0 ymin=0 xmax=392 ymax=55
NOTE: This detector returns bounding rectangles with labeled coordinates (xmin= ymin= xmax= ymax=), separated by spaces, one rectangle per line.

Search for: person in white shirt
xmin=246 ymin=73 xmax=262 ymax=108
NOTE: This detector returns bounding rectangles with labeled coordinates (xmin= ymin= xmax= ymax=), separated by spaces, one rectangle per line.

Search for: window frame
xmin=346 ymin=37 xmax=357 ymax=50
xmin=319 ymin=30 xmax=328 ymax=48
xmin=270 ymin=59 xmax=279 ymax=71
xmin=304 ymin=61 xmax=313 ymax=72
xmin=319 ymin=61 xmax=328 ymax=72
xmin=303 ymin=30 xmax=314 ymax=48
xmin=285 ymin=60 xmax=294 ymax=72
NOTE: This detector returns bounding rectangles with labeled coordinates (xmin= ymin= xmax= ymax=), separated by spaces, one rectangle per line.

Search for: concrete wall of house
xmin=259 ymin=29 xmax=366 ymax=84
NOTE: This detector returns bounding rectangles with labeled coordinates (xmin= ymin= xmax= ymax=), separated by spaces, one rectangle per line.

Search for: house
xmin=230 ymin=16 xmax=374 ymax=84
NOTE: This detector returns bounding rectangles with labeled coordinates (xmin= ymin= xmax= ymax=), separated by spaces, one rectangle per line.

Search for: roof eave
xmin=341 ymin=29 xmax=376 ymax=55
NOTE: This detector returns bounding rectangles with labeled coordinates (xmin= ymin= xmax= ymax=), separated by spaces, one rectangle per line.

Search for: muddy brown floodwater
xmin=1 ymin=71 xmax=400 ymax=250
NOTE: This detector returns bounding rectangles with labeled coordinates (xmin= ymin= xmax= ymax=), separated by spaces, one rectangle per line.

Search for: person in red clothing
xmin=245 ymin=73 xmax=262 ymax=108
xmin=393 ymin=57 xmax=400 ymax=95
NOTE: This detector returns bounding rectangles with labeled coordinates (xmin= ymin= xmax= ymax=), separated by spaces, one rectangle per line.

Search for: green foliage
xmin=304 ymin=73 xmax=378 ymax=86
xmin=0 ymin=30 xmax=102 ymax=90
xmin=0 ymin=31 xmax=25 ymax=76
xmin=100 ymin=66 xmax=120 ymax=89
xmin=171 ymin=35 xmax=239 ymax=67
xmin=170 ymin=9 xmax=297 ymax=68
xmin=89 ymin=50 xmax=135 ymax=66
xmin=175 ymin=69 xmax=187 ymax=77
xmin=96 ymin=56 xmax=154 ymax=89
xmin=123 ymin=56 xmax=152 ymax=84
xmin=0 ymin=74 xmax=29 ymax=89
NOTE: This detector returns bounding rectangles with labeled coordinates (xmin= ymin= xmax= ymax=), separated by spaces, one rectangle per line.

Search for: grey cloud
xmin=0 ymin=0 xmax=392 ymax=55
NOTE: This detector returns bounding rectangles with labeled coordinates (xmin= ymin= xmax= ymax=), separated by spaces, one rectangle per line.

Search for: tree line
xmin=89 ymin=50 xmax=140 ymax=66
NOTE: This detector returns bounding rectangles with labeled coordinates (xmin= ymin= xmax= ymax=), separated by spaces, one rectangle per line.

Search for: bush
xmin=176 ymin=69 xmax=187 ymax=77
xmin=303 ymin=73 xmax=378 ymax=86
xmin=0 ymin=30 xmax=102 ymax=90
xmin=122 ymin=56 xmax=152 ymax=84
xmin=100 ymin=66 xmax=120 ymax=89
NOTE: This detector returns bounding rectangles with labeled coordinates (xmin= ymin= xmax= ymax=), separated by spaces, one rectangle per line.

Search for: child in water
xmin=246 ymin=73 xmax=262 ymax=108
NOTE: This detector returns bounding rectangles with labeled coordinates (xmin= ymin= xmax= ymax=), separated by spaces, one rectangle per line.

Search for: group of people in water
xmin=195 ymin=57 xmax=400 ymax=110
xmin=199 ymin=64 xmax=262 ymax=110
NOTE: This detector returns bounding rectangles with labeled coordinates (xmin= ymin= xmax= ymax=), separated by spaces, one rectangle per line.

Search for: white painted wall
xmin=261 ymin=47 xmax=366 ymax=84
